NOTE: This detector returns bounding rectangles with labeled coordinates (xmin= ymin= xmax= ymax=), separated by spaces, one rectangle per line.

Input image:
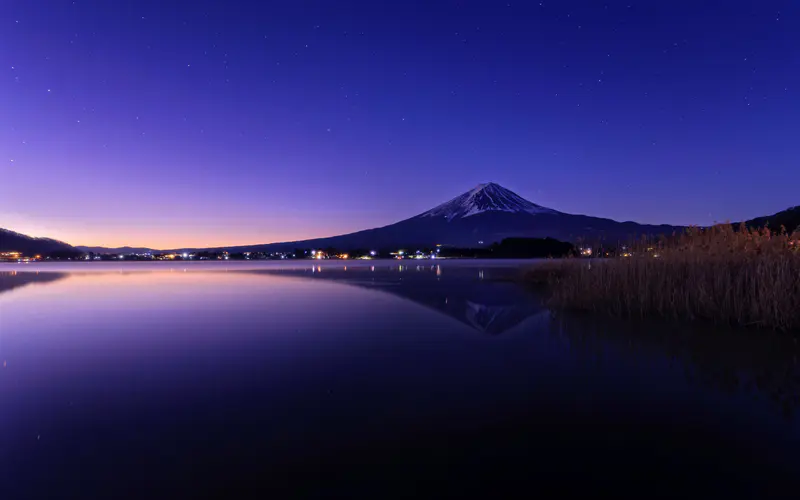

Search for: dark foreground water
xmin=1 ymin=261 xmax=799 ymax=498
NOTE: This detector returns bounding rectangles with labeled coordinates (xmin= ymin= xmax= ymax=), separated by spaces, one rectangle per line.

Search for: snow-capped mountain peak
xmin=419 ymin=182 xmax=557 ymax=221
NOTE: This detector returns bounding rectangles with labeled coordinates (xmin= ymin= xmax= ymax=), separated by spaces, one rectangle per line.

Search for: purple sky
xmin=2 ymin=1 xmax=798 ymax=248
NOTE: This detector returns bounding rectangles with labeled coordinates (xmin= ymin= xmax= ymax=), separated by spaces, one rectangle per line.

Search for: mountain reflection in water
xmin=0 ymin=271 xmax=68 ymax=295
xmin=259 ymin=264 xmax=800 ymax=418
xmin=246 ymin=265 xmax=548 ymax=335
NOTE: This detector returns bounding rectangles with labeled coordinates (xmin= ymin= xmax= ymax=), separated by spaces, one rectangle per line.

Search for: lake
xmin=1 ymin=261 xmax=799 ymax=498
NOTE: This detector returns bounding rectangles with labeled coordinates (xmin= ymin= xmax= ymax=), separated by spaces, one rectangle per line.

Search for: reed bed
xmin=529 ymin=224 xmax=800 ymax=331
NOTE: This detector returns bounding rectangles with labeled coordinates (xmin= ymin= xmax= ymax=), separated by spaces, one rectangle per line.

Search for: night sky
xmin=2 ymin=1 xmax=798 ymax=248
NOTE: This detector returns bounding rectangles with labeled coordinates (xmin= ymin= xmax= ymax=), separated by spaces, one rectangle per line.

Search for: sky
xmin=1 ymin=0 xmax=798 ymax=249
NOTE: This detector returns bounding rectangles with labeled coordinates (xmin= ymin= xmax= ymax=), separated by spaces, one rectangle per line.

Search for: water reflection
xmin=0 ymin=271 xmax=68 ymax=295
xmin=548 ymin=313 xmax=800 ymax=418
xmin=249 ymin=265 xmax=800 ymax=417
xmin=0 ymin=265 xmax=799 ymax=495
xmin=250 ymin=266 xmax=547 ymax=336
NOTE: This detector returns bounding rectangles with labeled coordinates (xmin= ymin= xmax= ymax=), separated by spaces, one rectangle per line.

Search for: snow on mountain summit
xmin=419 ymin=182 xmax=558 ymax=220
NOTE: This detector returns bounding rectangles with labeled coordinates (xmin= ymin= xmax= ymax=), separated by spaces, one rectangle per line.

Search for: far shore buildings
xmin=0 ymin=251 xmax=23 ymax=262
xmin=0 ymin=251 xmax=43 ymax=263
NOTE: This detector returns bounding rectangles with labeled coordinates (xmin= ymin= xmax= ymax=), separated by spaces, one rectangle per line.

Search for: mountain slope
xmin=76 ymin=245 xmax=157 ymax=254
xmin=0 ymin=228 xmax=78 ymax=255
xmin=744 ymin=206 xmax=800 ymax=233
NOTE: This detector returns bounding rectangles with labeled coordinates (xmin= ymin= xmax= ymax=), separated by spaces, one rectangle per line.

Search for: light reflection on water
xmin=0 ymin=262 xmax=799 ymax=496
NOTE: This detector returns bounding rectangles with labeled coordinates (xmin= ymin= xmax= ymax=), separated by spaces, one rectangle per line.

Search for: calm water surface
xmin=1 ymin=261 xmax=798 ymax=498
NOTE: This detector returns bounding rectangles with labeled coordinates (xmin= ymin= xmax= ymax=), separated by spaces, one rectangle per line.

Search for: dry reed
xmin=531 ymin=224 xmax=800 ymax=331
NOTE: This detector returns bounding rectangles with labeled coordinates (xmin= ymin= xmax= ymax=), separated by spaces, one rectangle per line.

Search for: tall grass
xmin=535 ymin=224 xmax=800 ymax=331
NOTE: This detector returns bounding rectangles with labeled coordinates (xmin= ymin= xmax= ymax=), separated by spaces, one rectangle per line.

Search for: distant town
xmin=0 ymin=238 xmax=588 ymax=263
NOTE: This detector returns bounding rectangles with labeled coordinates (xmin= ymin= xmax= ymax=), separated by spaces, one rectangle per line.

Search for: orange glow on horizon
xmin=2 ymin=224 xmax=366 ymax=251
xmin=0 ymin=206 xmax=393 ymax=250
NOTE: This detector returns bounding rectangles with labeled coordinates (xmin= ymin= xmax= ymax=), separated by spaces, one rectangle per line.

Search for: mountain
xmin=76 ymin=246 xmax=157 ymax=254
xmin=0 ymin=228 xmax=78 ymax=256
xmin=79 ymin=182 xmax=686 ymax=253
xmin=204 ymin=182 xmax=682 ymax=252
xmin=744 ymin=206 xmax=800 ymax=233
xmin=23 ymin=183 xmax=800 ymax=254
